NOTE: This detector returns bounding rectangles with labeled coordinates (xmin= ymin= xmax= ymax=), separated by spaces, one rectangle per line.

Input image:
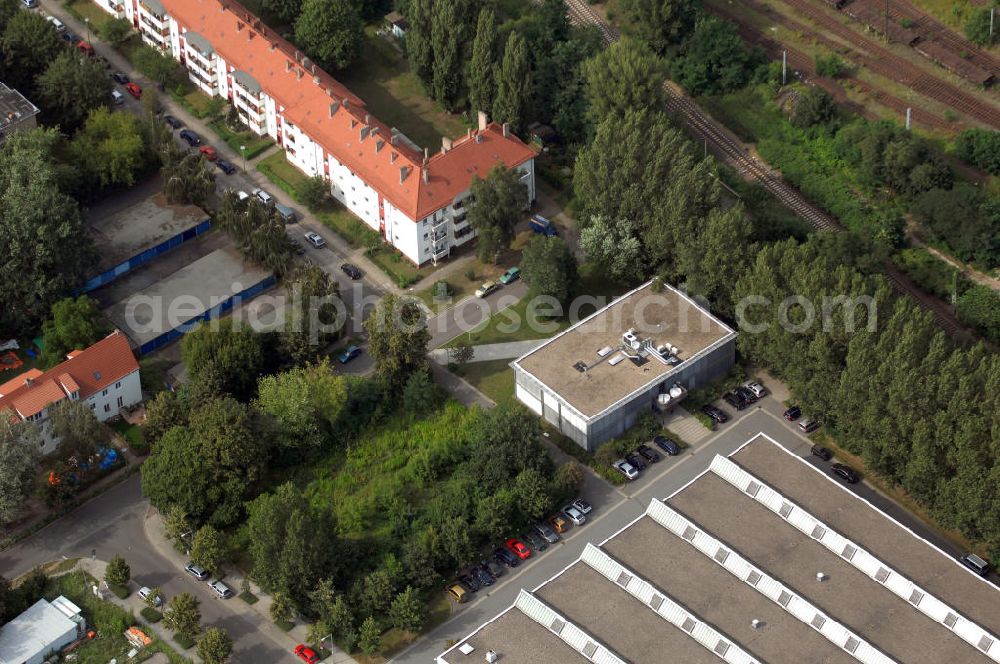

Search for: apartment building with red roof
xmin=0 ymin=331 xmax=141 ymax=454
xmin=95 ymin=0 xmax=538 ymax=266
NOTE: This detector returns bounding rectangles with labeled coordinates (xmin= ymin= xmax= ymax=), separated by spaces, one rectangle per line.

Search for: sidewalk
xmin=428 ymin=339 xmax=544 ymax=365
xmin=142 ymin=509 xmax=358 ymax=664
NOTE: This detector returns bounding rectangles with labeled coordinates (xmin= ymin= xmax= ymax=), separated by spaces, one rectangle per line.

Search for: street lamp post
xmin=240 ymin=144 xmax=246 ymax=172
xmin=84 ymin=17 xmax=90 ymax=43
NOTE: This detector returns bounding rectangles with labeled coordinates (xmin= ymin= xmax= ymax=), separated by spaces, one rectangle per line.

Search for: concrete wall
xmin=515 ymin=337 xmax=736 ymax=452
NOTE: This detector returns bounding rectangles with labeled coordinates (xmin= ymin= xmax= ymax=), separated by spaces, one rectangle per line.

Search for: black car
xmin=179 ymin=129 xmax=201 ymax=146
xmin=783 ymin=405 xmax=802 ymax=421
xmin=636 ymin=444 xmax=661 ymax=464
xmin=494 ymin=547 xmax=520 ymax=568
xmin=624 ymin=452 xmax=646 ymax=471
xmin=522 ymin=530 xmax=548 ymax=552
xmin=457 ymin=574 xmax=478 ymax=593
xmin=61 ymin=31 xmax=79 ymax=44
xmin=702 ymin=404 xmax=729 ymax=424
xmin=831 ymin=463 xmax=859 ymax=484
xmin=811 ymin=445 xmax=833 ymax=461
xmin=216 ymin=159 xmax=236 ymax=174
xmin=735 ymin=386 xmax=757 ymax=404
xmin=112 ymin=71 xmax=129 ymax=85
xmin=471 ymin=566 xmax=494 ymax=587
xmin=481 ymin=558 xmax=504 ymax=578
xmin=164 ymin=114 xmax=182 ymax=129
xmin=723 ymin=392 xmax=745 ymax=410
xmin=341 ymin=263 xmax=362 ymax=280
xmin=652 ymin=435 xmax=681 ymax=456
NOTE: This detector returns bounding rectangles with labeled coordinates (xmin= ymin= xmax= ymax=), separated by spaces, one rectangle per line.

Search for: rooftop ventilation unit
xmin=485 ymin=650 xmax=498 ymax=663
xmin=573 ymin=361 xmax=587 ymax=373
xmin=608 ymin=354 xmax=626 ymax=366
xmin=597 ymin=346 xmax=613 ymax=357
xmin=622 ymin=328 xmax=641 ymax=350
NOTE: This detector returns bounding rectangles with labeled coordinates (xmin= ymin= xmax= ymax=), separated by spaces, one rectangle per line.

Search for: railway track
xmin=774 ymin=0 xmax=1000 ymax=128
xmin=558 ymin=0 xmax=967 ymax=336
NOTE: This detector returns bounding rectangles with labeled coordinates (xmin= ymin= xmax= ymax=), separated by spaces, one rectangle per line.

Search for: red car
xmin=125 ymin=82 xmax=142 ymax=99
xmin=506 ymin=538 xmax=530 ymax=560
xmin=294 ymin=645 xmax=319 ymax=664
xmin=198 ymin=146 xmax=218 ymax=161
xmin=77 ymin=41 xmax=94 ymax=56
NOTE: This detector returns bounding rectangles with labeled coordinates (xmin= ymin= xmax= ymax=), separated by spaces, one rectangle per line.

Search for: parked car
xmin=198 ymin=146 xmax=218 ymax=161
xmin=341 ymin=263 xmax=362 ymax=280
xmin=46 ymin=15 xmax=66 ymax=32
xmin=548 ymin=514 xmax=569 ymax=534
xmin=457 ymin=573 xmax=478 ymax=593
xmin=125 ymin=82 xmax=142 ymax=99
xmin=624 ymin=452 xmax=646 ymax=471
xmin=294 ymin=644 xmax=320 ymax=664
xmin=960 ymin=553 xmax=991 ymax=577
xmin=472 ymin=565 xmax=495 ymax=587
xmin=481 ymin=558 xmax=504 ymax=578
xmin=138 ymin=586 xmax=162 ymax=607
xmin=446 ymin=583 xmax=469 ymax=603
xmin=236 ymin=190 xmax=250 ymax=201
xmin=810 ymin=445 xmax=833 ymax=461
xmin=506 ymin=538 xmax=531 ymax=560
xmin=475 ymin=281 xmax=499 ymax=298
xmin=571 ymin=498 xmax=592 ymax=515
xmin=636 ymin=444 xmax=660 ymax=464
xmin=783 ymin=405 xmax=802 ymax=421
xmin=110 ymin=90 xmax=124 ymax=105
xmin=253 ymin=188 xmax=274 ymax=205
xmin=112 ymin=71 xmax=129 ymax=85
xmin=831 ymin=463 xmax=859 ymax=484
xmin=304 ymin=231 xmax=326 ymax=248
xmin=77 ymin=41 xmax=94 ymax=56
xmin=60 ymin=30 xmax=78 ymax=44
xmin=798 ymin=418 xmax=820 ymax=434
xmin=493 ymin=547 xmax=520 ymax=568
xmin=562 ymin=504 xmax=586 ymax=526
xmin=208 ymin=580 xmax=233 ymax=599
xmin=521 ymin=530 xmax=547 ymax=552
xmin=735 ymin=385 xmax=758 ymax=404
xmin=179 ymin=129 xmax=201 ymax=146
xmin=701 ymin=404 xmax=729 ymax=424
xmin=184 ymin=563 xmax=209 ymax=580
xmin=745 ymin=381 xmax=767 ymax=398
xmin=533 ymin=522 xmax=560 ymax=544
xmin=613 ymin=459 xmax=639 ymax=481
xmin=500 ymin=266 xmax=520 ymax=284
xmin=723 ymin=391 xmax=744 ymax=410
xmin=163 ymin=114 xmax=182 ymax=129
xmin=338 ymin=345 xmax=362 ymax=364
xmin=22 ymin=0 xmax=38 ymax=8
xmin=652 ymin=435 xmax=680 ymax=456
xmin=215 ymin=159 xmax=236 ymax=175
xmin=274 ymin=203 xmax=295 ymax=222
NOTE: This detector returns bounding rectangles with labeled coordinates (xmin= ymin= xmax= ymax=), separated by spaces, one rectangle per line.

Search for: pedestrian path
xmin=660 ymin=406 xmax=710 ymax=445
xmin=428 ymin=339 xmax=545 ymax=365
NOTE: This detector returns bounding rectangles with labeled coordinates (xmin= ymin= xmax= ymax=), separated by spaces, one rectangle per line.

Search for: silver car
xmin=533 ymin=521 xmax=560 ymax=544
xmin=184 ymin=563 xmax=209 ymax=580
xmin=562 ymin=504 xmax=586 ymax=526
xmin=613 ymin=459 xmax=639 ymax=481
xmin=208 ymin=580 xmax=234 ymax=599
xmin=138 ymin=586 xmax=162 ymax=607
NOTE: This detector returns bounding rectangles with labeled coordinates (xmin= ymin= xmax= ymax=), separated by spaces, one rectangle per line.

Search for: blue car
xmin=179 ymin=129 xmax=200 ymax=146
xmin=216 ymin=159 xmax=236 ymax=174
xmin=338 ymin=345 xmax=361 ymax=364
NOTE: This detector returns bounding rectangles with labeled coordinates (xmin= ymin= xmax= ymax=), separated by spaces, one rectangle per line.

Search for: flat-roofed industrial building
xmin=511 ymin=281 xmax=736 ymax=451
xmin=439 ymin=434 xmax=1000 ymax=664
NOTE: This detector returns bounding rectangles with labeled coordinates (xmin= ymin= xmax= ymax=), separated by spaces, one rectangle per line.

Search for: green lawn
xmin=44 ymin=571 xmax=188 ymax=664
xmin=110 ymin=420 xmax=144 ymax=447
xmin=64 ymin=0 xmax=111 ymax=35
xmin=169 ymin=87 xmax=225 ymax=119
xmin=452 ymin=359 xmax=516 ymax=404
xmin=338 ymin=32 xmax=467 ymax=150
xmin=208 ymin=119 xmax=273 ymax=160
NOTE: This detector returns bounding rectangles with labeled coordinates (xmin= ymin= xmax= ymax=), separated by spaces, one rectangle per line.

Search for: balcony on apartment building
xmin=137 ymin=0 xmax=167 ymax=24
xmin=183 ymin=30 xmax=215 ymax=73
xmin=231 ymin=70 xmax=264 ymax=131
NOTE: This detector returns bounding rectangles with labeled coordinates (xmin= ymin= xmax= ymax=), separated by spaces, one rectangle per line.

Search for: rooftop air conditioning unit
xmin=485 ymin=651 xmax=499 ymax=663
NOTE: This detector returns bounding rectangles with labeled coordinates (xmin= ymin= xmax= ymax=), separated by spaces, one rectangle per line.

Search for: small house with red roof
xmin=94 ymin=0 xmax=538 ymax=266
xmin=0 ymin=331 xmax=141 ymax=454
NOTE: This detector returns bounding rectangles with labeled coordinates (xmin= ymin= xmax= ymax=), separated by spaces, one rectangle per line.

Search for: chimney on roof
xmin=296 ymin=68 xmax=303 ymax=80
xmin=390 ymin=134 xmax=398 ymax=146
xmin=364 ymin=114 xmax=370 ymax=124
xmin=343 ymin=98 xmax=350 ymax=109
xmin=475 ymin=134 xmax=483 ymax=144
xmin=294 ymin=49 xmax=301 ymax=61
xmin=399 ymin=165 xmax=411 ymax=183
xmin=23 ymin=376 xmax=33 ymax=387
xmin=467 ymin=127 xmax=472 ymax=139
xmin=502 ymin=122 xmax=510 ymax=138
xmin=302 ymin=56 xmax=312 ymax=69
xmin=220 ymin=1 xmax=226 ymax=11
xmin=328 ymin=101 xmax=339 ymax=117
xmin=478 ymin=110 xmax=488 ymax=131
xmin=441 ymin=136 xmax=453 ymax=153
xmin=314 ymin=75 xmax=320 ymax=84
xmin=423 ymin=147 xmax=429 ymax=163
xmin=422 ymin=168 xmax=429 ymax=184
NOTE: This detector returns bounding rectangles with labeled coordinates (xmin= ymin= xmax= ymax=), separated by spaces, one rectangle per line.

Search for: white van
xmin=46 ymin=16 xmax=66 ymax=32
xmin=111 ymin=90 xmax=125 ymax=105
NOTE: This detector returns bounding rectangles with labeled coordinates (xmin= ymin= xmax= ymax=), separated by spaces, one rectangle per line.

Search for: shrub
xmin=790 ymin=87 xmax=836 ymax=128
xmin=815 ymin=52 xmax=847 ymax=78
xmin=141 ymin=607 xmax=163 ymax=622
xmin=174 ymin=633 xmax=196 ymax=649
xmin=300 ymin=175 xmax=330 ymax=211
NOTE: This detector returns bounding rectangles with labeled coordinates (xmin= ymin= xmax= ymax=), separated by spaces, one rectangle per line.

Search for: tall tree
xmin=261 ymin=0 xmax=301 ymax=24
xmin=35 ymin=52 xmax=114 ymax=133
xmin=105 ymin=554 xmax=131 ymax=586
xmin=364 ymin=293 xmax=430 ymax=391
xmin=48 ymin=400 xmax=107 ymax=460
xmin=582 ymin=37 xmax=666 ymax=124
xmin=430 ymin=0 xmax=462 ymax=109
xmin=358 ymin=616 xmax=381 ymax=656
xmin=40 ymin=296 xmax=109 ymax=368
xmin=164 ymin=592 xmax=202 ymax=638
xmin=279 ymin=264 xmax=342 ymax=364
xmin=0 ymin=11 xmax=63 ymax=94
xmin=388 ymin=586 xmax=425 ymax=633
xmin=255 ymin=362 xmax=348 ymax=451
xmin=520 ymin=235 xmax=578 ymax=306
xmin=466 ymin=165 xmax=528 ymax=262
xmin=492 ymin=32 xmax=531 ymax=132
xmin=0 ymin=129 xmax=94 ymax=338
xmin=197 ymin=627 xmax=233 ymax=664
xmin=579 ymin=215 xmax=645 ymax=284
xmin=161 ymin=141 xmax=215 ymax=206
xmin=670 ymin=16 xmax=764 ymax=96
xmin=191 ymin=525 xmax=227 ymax=574
xmin=294 ymin=0 xmax=363 ymax=71
xmin=181 ymin=318 xmax=265 ymax=401
xmin=620 ymin=0 xmax=699 ymax=54
xmin=467 ymin=7 xmax=497 ymax=115
xmin=71 ymin=108 xmax=145 ymax=188
xmin=0 ymin=420 xmax=40 ymax=525
xmin=406 ymin=0 xmax=434 ymax=86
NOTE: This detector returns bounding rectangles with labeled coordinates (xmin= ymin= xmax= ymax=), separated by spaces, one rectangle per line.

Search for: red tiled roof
xmin=161 ymin=0 xmax=537 ymax=220
xmin=0 ymin=331 xmax=139 ymax=420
